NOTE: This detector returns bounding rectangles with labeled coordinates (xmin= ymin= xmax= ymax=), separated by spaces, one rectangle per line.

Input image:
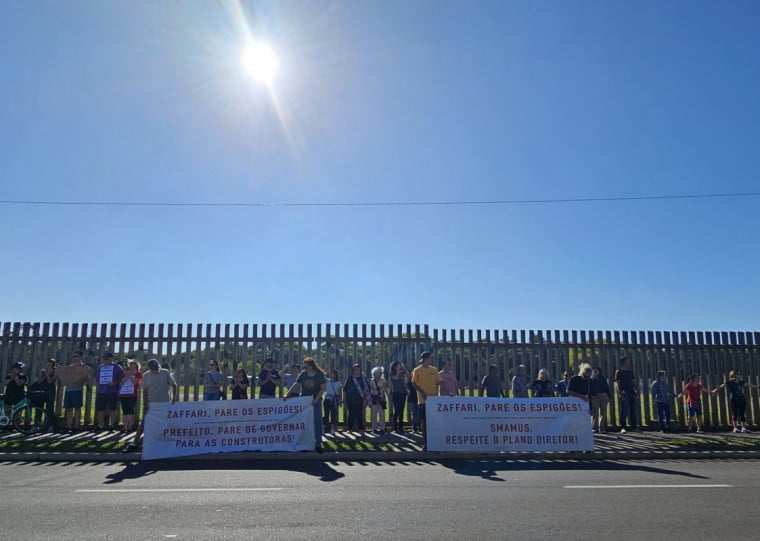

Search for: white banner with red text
xmin=426 ymin=397 xmax=594 ymax=452
xmin=143 ymin=397 xmax=315 ymax=460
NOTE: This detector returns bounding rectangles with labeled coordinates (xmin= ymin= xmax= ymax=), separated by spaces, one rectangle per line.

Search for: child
xmin=677 ymin=374 xmax=711 ymax=433
xmin=712 ymin=370 xmax=760 ymax=433
xmin=650 ymin=370 xmax=673 ymax=432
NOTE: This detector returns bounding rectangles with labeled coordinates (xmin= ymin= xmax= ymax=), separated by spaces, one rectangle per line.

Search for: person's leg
xmin=599 ymin=396 xmax=609 ymax=432
xmin=590 ymin=396 xmax=600 ymax=431
xmin=419 ymin=403 xmax=427 ymax=449
xmin=629 ymin=394 xmax=638 ymax=429
xmin=313 ymin=399 xmax=323 ymax=451
xmin=619 ymin=396 xmax=630 ymax=430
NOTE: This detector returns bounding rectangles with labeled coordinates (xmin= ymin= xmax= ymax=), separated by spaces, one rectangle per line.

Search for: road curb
xmin=3 ymin=449 xmax=760 ymax=463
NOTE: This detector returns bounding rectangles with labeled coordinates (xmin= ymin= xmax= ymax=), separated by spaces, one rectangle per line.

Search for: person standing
xmin=285 ymin=357 xmax=326 ymax=453
xmin=118 ymin=360 xmax=142 ymax=433
xmin=323 ymin=369 xmax=343 ymax=435
xmin=343 ymin=364 xmax=370 ymax=433
xmin=589 ymin=366 xmax=612 ymax=433
xmin=411 ymin=351 xmax=441 ymax=451
xmin=55 ymin=351 xmax=91 ymax=432
xmin=257 ymin=358 xmax=281 ymax=399
xmin=614 ymin=356 xmax=638 ymax=433
xmin=712 ymin=370 xmax=760 ymax=433
xmin=203 ymin=360 xmax=225 ymax=401
xmin=651 ymin=370 xmax=673 ymax=433
xmin=368 ymin=366 xmax=388 ymax=433
xmin=43 ymin=358 xmax=58 ymax=427
xmin=555 ymin=371 xmax=572 ymax=397
xmin=568 ymin=363 xmax=592 ymax=404
xmin=677 ymin=374 xmax=711 ymax=433
xmin=125 ymin=359 xmax=177 ymax=452
xmin=511 ymin=365 xmax=529 ymax=398
xmin=480 ymin=365 xmax=504 ymax=398
xmin=531 ymin=369 xmax=554 ymax=398
xmin=439 ymin=359 xmax=459 ymax=397
xmin=388 ymin=361 xmax=408 ymax=432
xmin=95 ymin=353 xmax=124 ymax=431
xmin=230 ymin=367 xmax=249 ymax=400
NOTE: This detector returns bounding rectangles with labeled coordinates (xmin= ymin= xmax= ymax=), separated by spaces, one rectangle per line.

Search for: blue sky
xmin=1 ymin=0 xmax=758 ymax=332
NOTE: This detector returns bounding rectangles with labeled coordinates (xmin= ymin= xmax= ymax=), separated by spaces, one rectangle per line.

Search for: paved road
xmin=2 ymin=459 xmax=759 ymax=540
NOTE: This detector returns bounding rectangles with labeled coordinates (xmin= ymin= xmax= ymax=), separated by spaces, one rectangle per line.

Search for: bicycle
xmin=0 ymin=395 xmax=51 ymax=435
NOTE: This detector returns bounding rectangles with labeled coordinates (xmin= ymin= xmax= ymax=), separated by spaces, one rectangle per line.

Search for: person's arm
xmin=479 ymin=377 xmax=485 ymax=397
xmin=284 ymin=382 xmax=302 ymax=399
xmin=170 ymin=381 xmax=178 ymax=405
xmin=710 ymin=383 xmax=725 ymax=395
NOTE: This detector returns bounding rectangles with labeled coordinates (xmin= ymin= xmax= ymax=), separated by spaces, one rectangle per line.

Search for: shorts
xmin=63 ymin=389 xmax=83 ymax=409
xmin=120 ymin=396 xmax=137 ymax=415
xmin=95 ymin=393 xmax=118 ymax=412
xmin=687 ymin=404 xmax=702 ymax=417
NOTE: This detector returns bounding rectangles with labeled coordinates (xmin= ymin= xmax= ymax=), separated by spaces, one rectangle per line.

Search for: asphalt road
xmin=2 ymin=459 xmax=759 ymax=540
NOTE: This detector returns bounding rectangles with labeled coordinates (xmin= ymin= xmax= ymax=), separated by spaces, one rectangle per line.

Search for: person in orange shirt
xmin=411 ymin=351 xmax=441 ymax=451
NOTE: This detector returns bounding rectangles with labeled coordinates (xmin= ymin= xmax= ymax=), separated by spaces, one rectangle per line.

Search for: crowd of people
xmin=3 ymin=352 xmax=759 ymax=450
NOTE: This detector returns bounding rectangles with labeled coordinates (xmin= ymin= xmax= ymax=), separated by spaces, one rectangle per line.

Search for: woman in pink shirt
xmin=439 ymin=359 xmax=459 ymax=397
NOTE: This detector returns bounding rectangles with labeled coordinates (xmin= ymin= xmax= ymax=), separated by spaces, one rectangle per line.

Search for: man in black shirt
xmin=614 ymin=356 xmax=638 ymax=433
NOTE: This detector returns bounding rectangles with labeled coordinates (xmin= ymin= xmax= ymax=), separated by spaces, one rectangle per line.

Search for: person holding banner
xmin=567 ymin=364 xmax=592 ymax=403
xmin=411 ymin=351 xmax=441 ymax=451
xmin=125 ymin=359 xmax=177 ymax=452
xmin=285 ymin=357 xmax=327 ymax=453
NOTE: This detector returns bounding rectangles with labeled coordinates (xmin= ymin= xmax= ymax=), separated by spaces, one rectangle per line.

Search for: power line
xmin=0 ymin=192 xmax=758 ymax=208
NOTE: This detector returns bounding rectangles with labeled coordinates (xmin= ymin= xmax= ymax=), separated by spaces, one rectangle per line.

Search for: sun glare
xmin=241 ymin=41 xmax=279 ymax=86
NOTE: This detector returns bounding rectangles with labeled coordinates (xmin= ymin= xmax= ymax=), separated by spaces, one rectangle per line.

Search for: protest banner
xmin=426 ymin=396 xmax=594 ymax=452
xmin=143 ymin=397 xmax=314 ymax=460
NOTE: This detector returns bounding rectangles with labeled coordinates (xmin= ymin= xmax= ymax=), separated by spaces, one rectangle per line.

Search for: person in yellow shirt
xmin=411 ymin=351 xmax=441 ymax=451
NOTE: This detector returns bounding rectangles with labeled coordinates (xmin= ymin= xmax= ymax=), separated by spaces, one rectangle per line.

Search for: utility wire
xmin=0 ymin=192 xmax=758 ymax=208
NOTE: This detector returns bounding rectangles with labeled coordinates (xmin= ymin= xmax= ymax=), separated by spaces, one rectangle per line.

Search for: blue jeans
xmin=656 ymin=401 xmax=670 ymax=431
xmin=407 ymin=401 xmax=419 ymax=431
xmin=312 ymin=398 xmax=323 ymax=448
xmin=619 ymin=393 xmax=637 ymax=429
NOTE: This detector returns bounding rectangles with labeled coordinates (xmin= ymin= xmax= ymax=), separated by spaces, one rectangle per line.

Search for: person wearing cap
xmin=125 ymin=359 xmax=177 ymax=452
xmin=411 ymin=351 xmax=441 ymax=450
xmin=3 ymin=361 xmax=27 ymax=406
xmin=94 ymin=353 xmax=124 ymax=431
xmin=55 ymin=351 xmax=91 ymax=432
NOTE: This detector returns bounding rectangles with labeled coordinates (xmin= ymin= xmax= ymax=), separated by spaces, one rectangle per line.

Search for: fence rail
xmin=2 ymin=322 xmax=759 ymax=429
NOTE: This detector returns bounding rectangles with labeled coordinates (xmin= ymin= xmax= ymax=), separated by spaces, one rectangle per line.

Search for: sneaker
xmin=619 ymin=428 xmax=627 ymax=434
xmin=734 ymin=428 xmax=741 ymax=433
xmin=315 ymin=445 xmax=324 ymax=454
xmin=123 ymin=443 xmax=139 ymax=453
xmin=696 ymin=429 xmax=704 ymax=434
xmin=742 ymin=427 xmax=751 ymax=433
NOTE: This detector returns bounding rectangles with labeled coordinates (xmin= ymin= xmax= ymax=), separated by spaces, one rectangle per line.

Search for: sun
xmin=241 ymin=41 xmax=279 ymax=87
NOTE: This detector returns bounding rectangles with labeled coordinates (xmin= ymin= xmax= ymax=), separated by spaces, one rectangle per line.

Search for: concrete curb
xmin=3 ymin=449 xmax=760 ymax=463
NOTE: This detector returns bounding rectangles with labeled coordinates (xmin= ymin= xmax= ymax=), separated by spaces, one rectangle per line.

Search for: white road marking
xmin=564 ymin=484 xmax=731 ymax=489
xmin=76 ymin=487 xmax=283 ymax=493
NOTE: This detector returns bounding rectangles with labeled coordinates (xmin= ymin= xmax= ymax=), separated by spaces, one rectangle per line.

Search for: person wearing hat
xmin=125 ymin=359 xmax=177 ymax=452
xmin=94 ymin=353 xmax=124 ymax=431
xmin=3 ymin=361 xmax=27 ymax=406
xmin=411 ymin=351 xmax=441 ymax=451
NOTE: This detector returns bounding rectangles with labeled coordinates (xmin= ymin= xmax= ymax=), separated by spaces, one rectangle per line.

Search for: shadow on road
xmin=101 ymin=460 xmax=346 ymax=484
xmin=438 ymin=459 xmax=711 ymax=482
